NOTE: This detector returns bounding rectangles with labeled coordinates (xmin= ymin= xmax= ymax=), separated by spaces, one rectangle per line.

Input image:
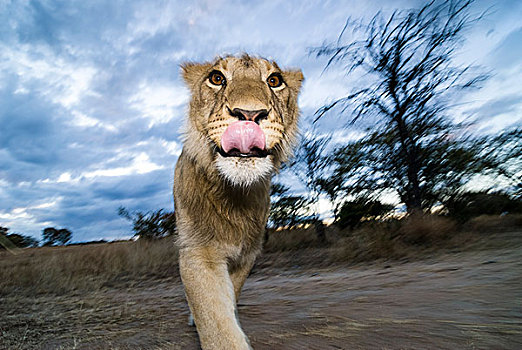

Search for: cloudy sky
xmin=1 ymin=0 xmax=521 ymax=242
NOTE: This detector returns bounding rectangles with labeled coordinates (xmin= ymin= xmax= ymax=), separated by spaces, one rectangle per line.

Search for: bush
xmin=268 ymin=183 xmax=315 ymax=230
xmin=118 ymin=207 xmax=176 ymax=240
xmin=42 ymin=227 xmax=72 ymax=246
xmin=0 ymin=227 xmax=39 ymax=249
xmin=445 ymin=191 xmax=522 ymax=222
xmin=5 ymin=234 xmax=39 ymax=248
xmin=336 ymin=198 xmax=394 ymax=229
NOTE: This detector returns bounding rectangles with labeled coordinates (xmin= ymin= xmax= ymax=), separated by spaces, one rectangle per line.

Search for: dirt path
xmin=1 ymin=233 xmax=521 ymax=349
xmin=241 ymin=244 xmax=522 ymax=349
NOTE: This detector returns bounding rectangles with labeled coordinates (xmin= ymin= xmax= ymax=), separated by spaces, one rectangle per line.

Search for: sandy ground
xmin=1 ymin=233 xmax=521 ymax=350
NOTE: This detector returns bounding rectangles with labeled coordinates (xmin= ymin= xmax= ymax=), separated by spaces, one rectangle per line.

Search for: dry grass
xmin=263 ymin=226 xmax=326 ymax=253
xmin=328 ymin=215 xmax=468 ymax=263
xmin=397 ymin=214 xmax=457 ymax=244
xmin=264 ymin=214 xmax=463 ymax=264
xmin=2 ymin=214 xmax=519 ymax=297
xmin=465 ymin=213 xmax=522 ymax=232
xmin=266 ymin=214 xmax=521 ymax=265
xmin=0 ymin=239 xmax=178 ymax=295
xmin=328 ymin=223 xmax=407 ymax=263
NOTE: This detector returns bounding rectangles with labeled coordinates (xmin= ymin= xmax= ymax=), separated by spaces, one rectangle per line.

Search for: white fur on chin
xmin=215 ymin=154 xmax=274 ymax=187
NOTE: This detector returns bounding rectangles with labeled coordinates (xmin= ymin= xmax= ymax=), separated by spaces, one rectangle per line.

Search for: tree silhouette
xmin=268 ymin=183 xmax=314 ymax=230
xmin=482 ymin=127 xmax=522 ymax=197
xmin=313 ymin=0 xmax=500 ymax=213
xmin=288 ymin=132 xmax=331 ymax=240
xmin=42 ymin=227 xmax=72 ymax=246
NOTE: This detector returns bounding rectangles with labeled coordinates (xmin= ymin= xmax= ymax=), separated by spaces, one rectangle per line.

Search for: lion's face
xmin=182 ymin=55 xmax=304 ymax=187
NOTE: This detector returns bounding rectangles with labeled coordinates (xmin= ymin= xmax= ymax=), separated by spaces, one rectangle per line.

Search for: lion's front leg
xmin=179 ymin=247 xmax=252 ymax=350
xmin=230 ymin=253 xmax=257 ymax=304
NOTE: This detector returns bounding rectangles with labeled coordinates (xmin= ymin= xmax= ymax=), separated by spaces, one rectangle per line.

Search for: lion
xmin=173 ymin=54 xmax=303 ymax=349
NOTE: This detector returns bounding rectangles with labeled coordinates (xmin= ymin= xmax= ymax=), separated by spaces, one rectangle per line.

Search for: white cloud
xmin=56 ymin=172 xmax=73 ymax=183
xmin=41 ymin=172 xmax=75 ymax=184
xmin=129 ymin=82 xmax=188 ymax=127
xmin=160 ymin=139 xmax=182 ymax=156
xmin=0 ymin=43 xmax=98 ymax=108
xmin=38 ymin=152 xmax=165 ymax=185
xmin=69 ymin=111 xmax=118 ymax=132
xmin=299 ymin=70 xmax=353 ymax=110
xmin=0 ymin=199 xmax=60 ymax=234
xmin=81 ymin=152 xmax=164 ymax=178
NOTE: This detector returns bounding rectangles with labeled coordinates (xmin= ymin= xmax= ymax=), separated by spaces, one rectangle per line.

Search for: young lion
xmin=174 ymin=54 xmax=303 ymax=350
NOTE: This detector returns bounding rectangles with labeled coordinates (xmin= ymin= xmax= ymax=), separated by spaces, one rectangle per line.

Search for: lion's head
xmin=181 ymin=54 xmax=304 ymax=187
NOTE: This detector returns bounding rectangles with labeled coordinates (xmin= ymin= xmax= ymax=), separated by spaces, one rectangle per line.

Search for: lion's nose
xmin=229 ymin=107 xmax=269 ymax=124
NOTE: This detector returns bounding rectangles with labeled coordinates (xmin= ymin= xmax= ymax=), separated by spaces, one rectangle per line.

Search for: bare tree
xmin=313 ymin=0 xmax=495 ymax=213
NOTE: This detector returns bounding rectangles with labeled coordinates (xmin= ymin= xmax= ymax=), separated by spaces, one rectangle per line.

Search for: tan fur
xmin=173 ymin=55 xmax=303 ymax=349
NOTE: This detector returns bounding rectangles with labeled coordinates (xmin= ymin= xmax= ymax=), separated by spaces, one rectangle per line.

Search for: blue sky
xmin=1 ymin=0 xmax=521 ymax=242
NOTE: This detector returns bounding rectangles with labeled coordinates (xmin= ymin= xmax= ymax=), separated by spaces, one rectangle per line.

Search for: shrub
xmin=445 ymin=191 xmax=522 ymax=222
xmin=118 ymin=207 xmax=176 ymax=240
xmin=336 ymin=198 xmax=394 ymax=229
xmin=5 ymin=234 xmax=39 ymax=248
xmin=42 ymin=227 xmax=72 ymax=246
xmin=0 ymin=227 xmax=39 ymax=249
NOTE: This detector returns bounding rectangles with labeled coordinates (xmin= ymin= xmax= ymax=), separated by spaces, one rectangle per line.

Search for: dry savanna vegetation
xmin=2 ymin=214 xmax=520 ymax=296
xmin=1 ymin=214 xmax=521 ymax=349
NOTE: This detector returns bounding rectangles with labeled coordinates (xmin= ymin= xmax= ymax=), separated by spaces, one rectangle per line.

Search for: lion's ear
xmin=283 ymin=69 xmax=304 ymax=92
xmin=181 ymin=62 xmax=212 ymax=90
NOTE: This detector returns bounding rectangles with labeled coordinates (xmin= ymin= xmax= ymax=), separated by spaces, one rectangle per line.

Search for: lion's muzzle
xmin=221 ymin=121 xmax=267 ymax=157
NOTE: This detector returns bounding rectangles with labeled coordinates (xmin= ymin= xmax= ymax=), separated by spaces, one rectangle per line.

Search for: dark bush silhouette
xmin=118 ymin=207 xmax=176 ymax=240
xmin=5 ymin=233 xmax=39 ymax=248
xmin=291 ymin=133 xmax=331 ymax=240
xmin=0 ymin=227 xmax=30 ymax=250
xmin=336 ymin=198 xmax=394 ymax=230
xmin=445 ymin=191 xmax=522 ymax=222
xmin=42 ymin=227 xmax=72 ymax=246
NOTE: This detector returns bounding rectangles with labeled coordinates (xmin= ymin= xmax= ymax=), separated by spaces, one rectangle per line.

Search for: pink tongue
xmin=221 ymin=121 xmax=266 ymax=154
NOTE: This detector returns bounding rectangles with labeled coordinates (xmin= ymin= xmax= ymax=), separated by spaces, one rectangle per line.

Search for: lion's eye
xmin=267 ymin=73 xmax=283 ymax=88
xmin=209 ymin=70 xmax=226 ymax=86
